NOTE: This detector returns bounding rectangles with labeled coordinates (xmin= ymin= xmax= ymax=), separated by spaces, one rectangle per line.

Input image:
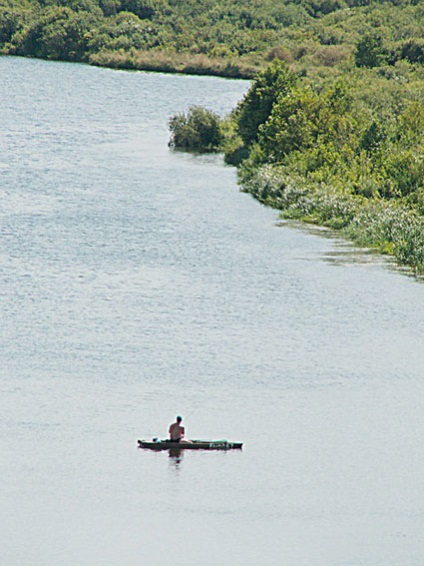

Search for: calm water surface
xmin=2 ymin=57 xmax=424 ymax=566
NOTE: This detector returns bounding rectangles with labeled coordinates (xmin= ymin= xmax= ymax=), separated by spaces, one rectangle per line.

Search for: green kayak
xmin=138 ymin=439 xmax=243 ymax=450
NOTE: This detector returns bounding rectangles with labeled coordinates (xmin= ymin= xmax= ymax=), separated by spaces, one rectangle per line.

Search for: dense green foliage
xmin=235 ymin=62 xmax=296 ymax=145
xmin=231 ymin=62 xmax=424 ymax=274
xmin=2 ymin=0 xmax=424 ymax=77
xmin=170 ymin=59 xmax=424 ymax=273
xmin=169 ymin=106 xmax=223 ymax=152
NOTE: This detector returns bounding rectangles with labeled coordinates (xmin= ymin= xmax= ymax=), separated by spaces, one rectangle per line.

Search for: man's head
xmin=176 ymin=416 xmax=182 ymax=423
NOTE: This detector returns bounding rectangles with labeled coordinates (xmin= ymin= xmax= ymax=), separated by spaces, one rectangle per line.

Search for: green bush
xmin=87 ymin=12 xmax=158 ymax=52
xmin=168 ymin=106 xmax=224 ymax=152
xmin=354 ymin=32 xmax=386 ymax=68
xmin=400 ymin=39 xmax=424 ymax=64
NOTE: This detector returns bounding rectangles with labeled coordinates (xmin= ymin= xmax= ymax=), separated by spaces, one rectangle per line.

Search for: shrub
xmin=168 ymin=106 xmax=224 ymax=152
xmin=265 ymin=45 xmax=294 ymax=63
xmin=400 ymin=39 xmax=424 ymax=64
xmin=383 ymin=149 xmax=424 ymax=197
xmin=354 ymin=32 xmax=386 ymax=68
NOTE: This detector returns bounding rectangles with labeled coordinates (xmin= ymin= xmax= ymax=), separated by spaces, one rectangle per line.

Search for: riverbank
xmin=169 ymin=60 xmax=424 ymax=276
xmin=233 ymin=61 xmax=424 ymax=276
xmin=240 ymin=165 xmax=424 ymax=275
xmin=88 ymin=50 xmax=257 ymax=79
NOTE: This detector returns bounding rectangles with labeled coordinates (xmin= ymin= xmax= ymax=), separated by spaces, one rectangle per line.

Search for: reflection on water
xmin=168 ymin=448 xmax=184 ymax=471
xmin=277 ymin=219 xmax=422 ymax=277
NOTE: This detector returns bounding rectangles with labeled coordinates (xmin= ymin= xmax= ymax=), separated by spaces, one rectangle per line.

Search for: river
xmin=1 ymin=56 xmax=424 ymax=566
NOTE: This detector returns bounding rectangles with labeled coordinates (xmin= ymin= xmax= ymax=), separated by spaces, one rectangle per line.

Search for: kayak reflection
xmin=168 ymin=446 xmax=184 ymax=469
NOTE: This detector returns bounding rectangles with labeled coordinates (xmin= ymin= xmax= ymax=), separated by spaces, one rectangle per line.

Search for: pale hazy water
xmin=1 ymin=56 xmax=424 ymax=566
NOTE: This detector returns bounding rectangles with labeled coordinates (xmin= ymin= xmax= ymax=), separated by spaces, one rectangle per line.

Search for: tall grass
xmin=89 ymin=49 xmax=258 ymax=78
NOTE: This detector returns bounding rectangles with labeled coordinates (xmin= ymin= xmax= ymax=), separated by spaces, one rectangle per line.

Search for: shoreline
xmin=1 ymin=51 xmax=258 ymax=80
xmin=240 ymin=165 xmax=424 ymax=277
xmin=89 ymin=50 xmax=258 ymax=80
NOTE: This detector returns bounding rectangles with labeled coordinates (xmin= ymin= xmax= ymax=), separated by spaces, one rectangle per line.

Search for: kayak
xmin=138 ymin=439 xmax=243 ymax=450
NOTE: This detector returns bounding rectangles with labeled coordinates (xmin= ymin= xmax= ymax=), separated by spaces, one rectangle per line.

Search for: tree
xmin=400 ymin=39 xmax=424 ymax=65
xmin=354 ymin=32 xmax=386 ymax=68
xmin=13 ymin=6 xmax=98 ymax=61
xmin=0 ymin=9 xmax=21 ymax=44
xmin=258 ymin=87 xmax=319 ymax=162
xmin=234 ymin=60 xmax=296 ymax=146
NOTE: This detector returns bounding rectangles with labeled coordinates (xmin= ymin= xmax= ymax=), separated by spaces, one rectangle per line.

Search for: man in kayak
xmin=169 ymin=415 xmax=185 ymax=442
